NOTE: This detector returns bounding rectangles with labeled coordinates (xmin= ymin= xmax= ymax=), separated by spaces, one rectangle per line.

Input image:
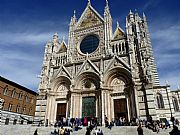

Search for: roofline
xmin=0 ymin=76 xmax=38 ymax=95
xmin=171 ymin=89 xmax=180 ymax=92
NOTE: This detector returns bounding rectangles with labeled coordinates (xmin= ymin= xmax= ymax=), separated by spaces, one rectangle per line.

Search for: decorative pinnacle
xmin=106 ymin=0 xmax=108 ymax=5
xmin=117 ymin=21 xmax=119 ymax=27
xmin=88 ymin=0 xmax=91 ymax=6
xmin=53 ymin=32 xmax=58 ymax=39
xmin=129 ymin=10 xmax=133 ymax=14
xmin=73 ymin=10 xmax=76 ymax=17
xmin=143 ymin=12 xmax=146 ymax=18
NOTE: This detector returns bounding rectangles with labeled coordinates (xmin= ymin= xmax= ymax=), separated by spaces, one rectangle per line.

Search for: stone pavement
xmin=0 ymin=125 xmax=173 ymax=135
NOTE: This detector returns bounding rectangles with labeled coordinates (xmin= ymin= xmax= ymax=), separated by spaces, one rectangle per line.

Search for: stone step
xmin=0 ymin=125 xmax=173 ymax=135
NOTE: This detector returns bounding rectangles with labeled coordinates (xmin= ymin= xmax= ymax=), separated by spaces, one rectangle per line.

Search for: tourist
xmin=59 ymin=126 xmax=65 ymax=135
xmin=85 ymin=127 xmax=91 ymax=135
xmin=169 ymin=125 xmax=180 ymax=135
xmin=63 ymin=117 xmax=66 ymax=126
xmin=84 ymin=116 xmax=87 ymax=126
xmin=34 ymin=129 xmax=38 ymax=135
xmin=137 ymin=124 xmax=144 ymax=135
xmin=93 ymin=127 xmax=98 ymax=135
xmin=98 ymin=129 xmax=104 ymax=135
xmin=104 ymin=115 xmax=109 ymax=127
xmin=175 ymin=119 xmax=179 ymax=126
xmin=54 ymin=129 xmax=58 ymax=135
xmin=67 ymin=117 xmax=70 ymax=126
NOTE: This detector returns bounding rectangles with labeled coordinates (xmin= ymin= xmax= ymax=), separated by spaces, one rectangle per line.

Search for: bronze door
xmin=82 ymin=97 xmax=96 ymax=119
xmin=114 ymin=99 xmax=128 ymax=120
xmin=56 ymin=103 xmax=66 ymax=120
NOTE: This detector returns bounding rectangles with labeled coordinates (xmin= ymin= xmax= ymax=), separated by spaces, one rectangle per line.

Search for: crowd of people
xmin=34 ymin=115 xmax=180 ymax=135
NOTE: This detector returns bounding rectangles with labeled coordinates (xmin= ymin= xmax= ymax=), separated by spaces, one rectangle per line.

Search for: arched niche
xmin=104 ymin=67 xmax=133 ymax=92
xmin=75 ymin=72 xmax=100 ymax=90
xmin=51 ymin=76 xmax=71 ymax=92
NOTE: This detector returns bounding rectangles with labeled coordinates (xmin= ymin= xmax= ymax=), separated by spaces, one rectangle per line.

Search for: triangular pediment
xmin=105 ymin=56 xmax=130 ymax=73
xmin=76 ymin=5 xmax=104 ymax=29
xmin=51 ymin=66 xmax=72 ymax=81
xmin=113 ymin=27 xmax=125 ymax=40
xmin=77 ymin=59 xmax=99 ymax=76
xmin=57 ymin=41 xmax=67 ymax=53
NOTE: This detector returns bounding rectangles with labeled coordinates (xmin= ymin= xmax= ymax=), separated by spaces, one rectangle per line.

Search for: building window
xmin=8 ymin=103 xmax=13 ymax=111
xmin=80 ymin=35 xmax=99 ymax=54
xmin=12 ymin=89 xmax=16 ymax=98
xmin=26 ymin=95 xmax=29 ymax=102
xmin=156 ymin=93 xmax=164 ymax=109
xmin=16 ymin=105 xmax=20 ymax=113
xmin=22 ymin=106 xmax=26 ymax=114
xmin=19 ymin=92 xmax=23 ymax=100
xmin=172 ymin=97 xmax=179 ymax=112
xmin=29 ymin=108 xmax=32 ymax=115
xmin=31 ymin=97 xmax=34 ymax=104
xmin=3 ymin=87 xmax=8 ymax=95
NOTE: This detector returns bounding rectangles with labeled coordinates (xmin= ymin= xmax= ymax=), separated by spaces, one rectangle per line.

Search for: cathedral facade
xmin=35 ymin=1 xmax=180 ymax=125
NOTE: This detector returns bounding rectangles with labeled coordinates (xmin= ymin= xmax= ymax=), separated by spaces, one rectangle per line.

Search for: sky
xmin=0 ymin=0 xmax=180 ymax=91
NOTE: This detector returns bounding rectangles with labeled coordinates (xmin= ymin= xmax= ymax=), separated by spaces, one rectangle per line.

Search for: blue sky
xmin=0 ymin=0 xmax=180 ymax=91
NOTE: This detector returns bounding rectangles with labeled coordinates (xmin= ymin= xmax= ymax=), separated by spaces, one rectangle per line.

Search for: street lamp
xmin=165 ymin=81 xmax=173 ymax=124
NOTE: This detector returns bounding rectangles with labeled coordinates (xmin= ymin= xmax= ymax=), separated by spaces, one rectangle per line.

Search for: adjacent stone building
xmin=35 ymin=0 xmax=180 ymax=125
xmin=0 ymin=76 xmax=37 ymax=125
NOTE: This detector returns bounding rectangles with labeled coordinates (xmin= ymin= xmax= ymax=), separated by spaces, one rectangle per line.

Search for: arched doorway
xmin=48 ymin=76 xmax=71 ymax=123
xmin=104 ymin=67 xmax=136 ymax=122
xmin=75 ymin=72 xmax=100 ymax=120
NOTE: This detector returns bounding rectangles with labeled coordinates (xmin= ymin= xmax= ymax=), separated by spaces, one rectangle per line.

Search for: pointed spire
xmin=135 ymin=9 xmax=139 ymax=15
xmin=53 ymin=32 xmax=59 ymax=44
xmin=105 ymin=0 xmax=109 ymax=9
xmin=106 ymin=0 xmax=109 ymax=6
xmin=70 ymin=10 xmax=77 ymax=26
xmin=129 ymin=10 xmax=133 ymax=15
xmin=104 ymin=0 xmax=111 ymax=16
xmin=73 ymin=10 xmax=76 ymax=18
xmin=143 ymin=12 xmax=146 ymax=18
xmin=117 ymin=21 xmax=119 ymax=28
xmin=62 ymin=36 xmax=65 ymax=41
xmin=143 ymin=12 xmax=147 ymax=21
xmin=53 ymin=32 xmax=58 ymax=37
xmin=88 ymin=0 xmax=91 ymax=6
xmin=53 ymin=32 xmax=58 ymax=40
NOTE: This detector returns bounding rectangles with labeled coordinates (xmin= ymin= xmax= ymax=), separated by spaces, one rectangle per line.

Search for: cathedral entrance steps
xmin=0 ymin=125 xmax=173 ymax=135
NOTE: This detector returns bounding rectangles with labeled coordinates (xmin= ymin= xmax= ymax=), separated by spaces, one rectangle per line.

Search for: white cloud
xmin=142 ymin=0 xmax=161 ymax=10
xmin=0 ymin=31 xmax=69 ymax=91
xmin=0 ymin=32 xmax=67 ymax=45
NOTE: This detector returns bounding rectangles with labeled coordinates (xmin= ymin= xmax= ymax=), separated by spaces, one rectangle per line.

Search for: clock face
xmin=80 ymin=35 xmax=99 ymax=54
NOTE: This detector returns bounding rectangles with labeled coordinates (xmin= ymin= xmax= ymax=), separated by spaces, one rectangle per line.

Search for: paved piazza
xmin=0 ymin=125 xmax=173 ymax=135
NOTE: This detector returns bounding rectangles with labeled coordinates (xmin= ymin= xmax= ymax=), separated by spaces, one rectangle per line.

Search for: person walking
xmin=34 ymin=129 xmax=38 ymax=135
xmin=137 ymin=124 xmax=144 ymax=135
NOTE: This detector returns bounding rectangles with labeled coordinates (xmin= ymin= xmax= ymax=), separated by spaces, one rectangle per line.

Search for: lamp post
xmin=165 ymin=81 xmax=173 ymax=124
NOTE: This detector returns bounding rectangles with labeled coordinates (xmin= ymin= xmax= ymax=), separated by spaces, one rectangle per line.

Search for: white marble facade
xmin=35 ymin=1 xmax=179 ymax=125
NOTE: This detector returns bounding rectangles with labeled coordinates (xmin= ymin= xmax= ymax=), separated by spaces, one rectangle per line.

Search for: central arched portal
xmin=74 ymin=72 xmax=101 ymax=120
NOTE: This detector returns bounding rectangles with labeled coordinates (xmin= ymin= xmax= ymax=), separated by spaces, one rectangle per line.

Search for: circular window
xmin=80 ymin=35 xmax=99 ymax=54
